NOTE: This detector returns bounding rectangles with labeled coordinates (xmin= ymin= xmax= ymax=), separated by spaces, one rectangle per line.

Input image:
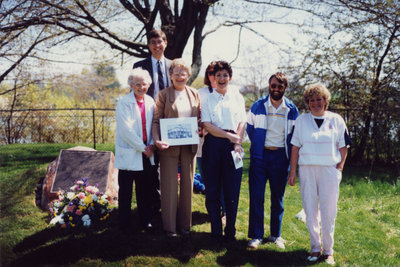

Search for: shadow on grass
xmin=12 ymin=209 xmax=309 ymax=266
xmin=192 ymin=210 xmax=209 ymax=226
xmin=12 ymin=217 xmax=206 ymax=265
xmin=0 ymin=168 xmax=44 ymax=216
xmin=218 ymin=247 xmax=310 ymax=266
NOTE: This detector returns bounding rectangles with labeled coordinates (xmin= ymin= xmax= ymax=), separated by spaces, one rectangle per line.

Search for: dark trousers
xmin=197 ymin=157 xmax=226 ymax=214
xmin=118 ymin=156 xmax=158 ymax=227
xmin=248 ymin=148 xmax=289 ymax=239
xmin=202 ymin=134 xmax=242 ymax=238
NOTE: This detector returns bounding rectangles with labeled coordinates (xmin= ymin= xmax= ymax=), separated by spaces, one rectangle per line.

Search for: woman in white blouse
xmin=288 ymin=83 xmax=351 ymax=265
xmin=201 ymin=61 xmax=247 ymax=242
xmin=152 ymin=58 xmax=201 ymax=237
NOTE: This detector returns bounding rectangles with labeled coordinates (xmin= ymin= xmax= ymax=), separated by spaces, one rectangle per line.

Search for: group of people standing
xmin=114 ymin=29 xmax=350 ymax=266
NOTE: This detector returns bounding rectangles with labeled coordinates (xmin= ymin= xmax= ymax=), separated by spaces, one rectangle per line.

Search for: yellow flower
xmin=71 ymin=223 xmax=75 ymax=227
xmin=84 ymin=195 xmax=92 ymax=206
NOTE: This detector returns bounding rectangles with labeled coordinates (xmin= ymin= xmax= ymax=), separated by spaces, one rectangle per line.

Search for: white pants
xmin=299 ymin=165 xmax=341 ymax=255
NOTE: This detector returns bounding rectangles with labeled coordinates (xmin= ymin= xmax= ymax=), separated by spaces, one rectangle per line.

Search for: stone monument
xmin=41 ymin=146 xmax=118 ymax=210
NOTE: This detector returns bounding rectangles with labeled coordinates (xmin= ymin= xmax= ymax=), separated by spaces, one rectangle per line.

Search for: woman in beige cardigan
xmin=152 ymin=58 xmax=201 ymax=237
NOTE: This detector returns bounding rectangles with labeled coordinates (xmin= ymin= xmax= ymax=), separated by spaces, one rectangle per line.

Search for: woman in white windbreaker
xmin=115 ymin=67 xmax=158 ymax=232
xmin=288 ymin=83 xmax=351 ymax=265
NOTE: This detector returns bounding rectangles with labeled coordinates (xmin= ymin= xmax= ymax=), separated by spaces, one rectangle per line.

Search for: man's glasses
xmin=270 ymin=84 xmax=285 ymax=90
xmin=149 ymin=40 xmax=164 ymax=46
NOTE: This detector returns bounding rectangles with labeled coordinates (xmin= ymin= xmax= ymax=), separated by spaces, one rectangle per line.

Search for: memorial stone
xmin=41 ymin=146 xmax=118 ymax=210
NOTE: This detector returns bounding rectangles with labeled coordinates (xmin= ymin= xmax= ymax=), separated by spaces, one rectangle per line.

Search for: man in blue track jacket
xmin=246 ymin=72 xmax=299 ymax=249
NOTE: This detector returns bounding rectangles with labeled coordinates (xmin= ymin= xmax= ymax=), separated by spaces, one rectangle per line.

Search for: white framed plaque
xmin=160 ymin=117 xmax=199 ymax=146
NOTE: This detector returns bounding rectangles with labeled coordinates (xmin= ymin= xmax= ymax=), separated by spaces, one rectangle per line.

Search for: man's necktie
xmin=157 ymin=60 xmax=165 ymax=90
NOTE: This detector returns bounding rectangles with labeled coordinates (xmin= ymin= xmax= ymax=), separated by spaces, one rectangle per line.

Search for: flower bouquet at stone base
xmin=49 ymin=178 xmax=113 ymax=229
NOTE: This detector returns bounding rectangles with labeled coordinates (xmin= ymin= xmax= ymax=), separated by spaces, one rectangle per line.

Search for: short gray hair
xmin=169 ymin=58 xmax=191 ymax=76
xmin=128 ymin=67 xmax=152 ymax=86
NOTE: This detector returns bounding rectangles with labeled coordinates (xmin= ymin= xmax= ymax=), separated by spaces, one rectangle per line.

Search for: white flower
xmin=82 ymin=214 xmax=91 ymax=227
xmin=91 ymin=194 xmax=98 ymax=202
xmin=50 ymin=215 xmax=65 ymax=225
xmin=67 ymin=192 xmax=75 ymax=200
xmin=101 ymin=195 xmax=109 ymax=204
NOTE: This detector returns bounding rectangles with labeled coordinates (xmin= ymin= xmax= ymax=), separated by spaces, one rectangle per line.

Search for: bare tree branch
xmin=229 ymin=26 xmax=243 ymax=65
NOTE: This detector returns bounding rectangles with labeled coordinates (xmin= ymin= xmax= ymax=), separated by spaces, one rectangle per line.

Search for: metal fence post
xmin=39 ymin=116 xmax=42 ymax=143
xmin=102 ymin=115 xmax=105 ymax=144
xmin=92 ymin=109 xmax=96 ymax=149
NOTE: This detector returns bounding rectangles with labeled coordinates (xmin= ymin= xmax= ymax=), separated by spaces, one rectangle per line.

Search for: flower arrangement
xmin=49 ymin=178 xmax=112 ymax=229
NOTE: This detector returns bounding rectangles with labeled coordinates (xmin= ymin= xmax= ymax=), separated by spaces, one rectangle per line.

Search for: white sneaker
xmin=267 ymin=235 xmax=286 ymax=249
xmin=325 ymin=255 xmax=335 ymax=265
xmin=247 ymin=238 xmax=262 ymax=248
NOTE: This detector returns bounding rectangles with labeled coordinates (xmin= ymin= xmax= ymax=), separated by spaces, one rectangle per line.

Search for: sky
xmin=114 ymin=9 xmax=308 ymax=89
xmin=13 ymin=2 xmax=311 ymax=91
xmin=114 ymin=25 xmax=299 ymax=89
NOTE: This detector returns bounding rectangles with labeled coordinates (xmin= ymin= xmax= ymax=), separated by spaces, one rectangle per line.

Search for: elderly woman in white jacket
xmin=115 ymin=67 xmax=158 ymax=232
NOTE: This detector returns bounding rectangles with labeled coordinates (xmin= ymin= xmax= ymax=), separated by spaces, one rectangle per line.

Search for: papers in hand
xmin=231 ymin=150 xmax=245 ymax=169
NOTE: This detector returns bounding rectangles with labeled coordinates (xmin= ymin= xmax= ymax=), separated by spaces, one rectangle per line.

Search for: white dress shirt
xmin=151 ymin=55 xmax=168 ymax=100
xmin=201 ymin=88 xmax=247 ymax=131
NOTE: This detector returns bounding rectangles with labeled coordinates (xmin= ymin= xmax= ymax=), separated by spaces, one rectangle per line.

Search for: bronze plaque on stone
xmin=51 ymin=150 xmax=112 ymax=193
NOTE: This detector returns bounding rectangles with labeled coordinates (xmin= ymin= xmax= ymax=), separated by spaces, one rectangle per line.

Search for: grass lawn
xmin=1 ymin=143 xmax=399 ymax=266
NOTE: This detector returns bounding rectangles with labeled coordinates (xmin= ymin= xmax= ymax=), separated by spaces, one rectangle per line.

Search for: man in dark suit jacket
xmin=133 ymin=29 xmax=172 ymax=100
xmin=132 ymin=29 xmax=171 ymax=230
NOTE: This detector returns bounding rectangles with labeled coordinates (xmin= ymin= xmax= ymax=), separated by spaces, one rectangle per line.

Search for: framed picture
xmin=160 ymin=117 xmax=199 ymax=146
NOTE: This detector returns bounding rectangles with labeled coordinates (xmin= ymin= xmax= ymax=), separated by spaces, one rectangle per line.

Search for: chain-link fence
xmin=1 ymin=107 xmax=399 ymax=171
xmin=0 ymin=108 xmax=115 ymax=149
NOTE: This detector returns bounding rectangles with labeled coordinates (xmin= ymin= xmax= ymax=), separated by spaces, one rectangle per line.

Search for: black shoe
xmin=224 ymin=235 xmax=236 ymax=243
xmin=211 ymin=234 xmax=223 ymax=244
xmin=166 ymin=231 xmax=178 ymax=238
xmin=179 ymin=229 xmax=190 ymax=236
xmin=143 ymin=222 xmax=154 ymax=233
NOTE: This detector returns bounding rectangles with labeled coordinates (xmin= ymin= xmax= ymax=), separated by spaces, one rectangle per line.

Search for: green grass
xmin=1 ymin=143 xmax=399 ymax=266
